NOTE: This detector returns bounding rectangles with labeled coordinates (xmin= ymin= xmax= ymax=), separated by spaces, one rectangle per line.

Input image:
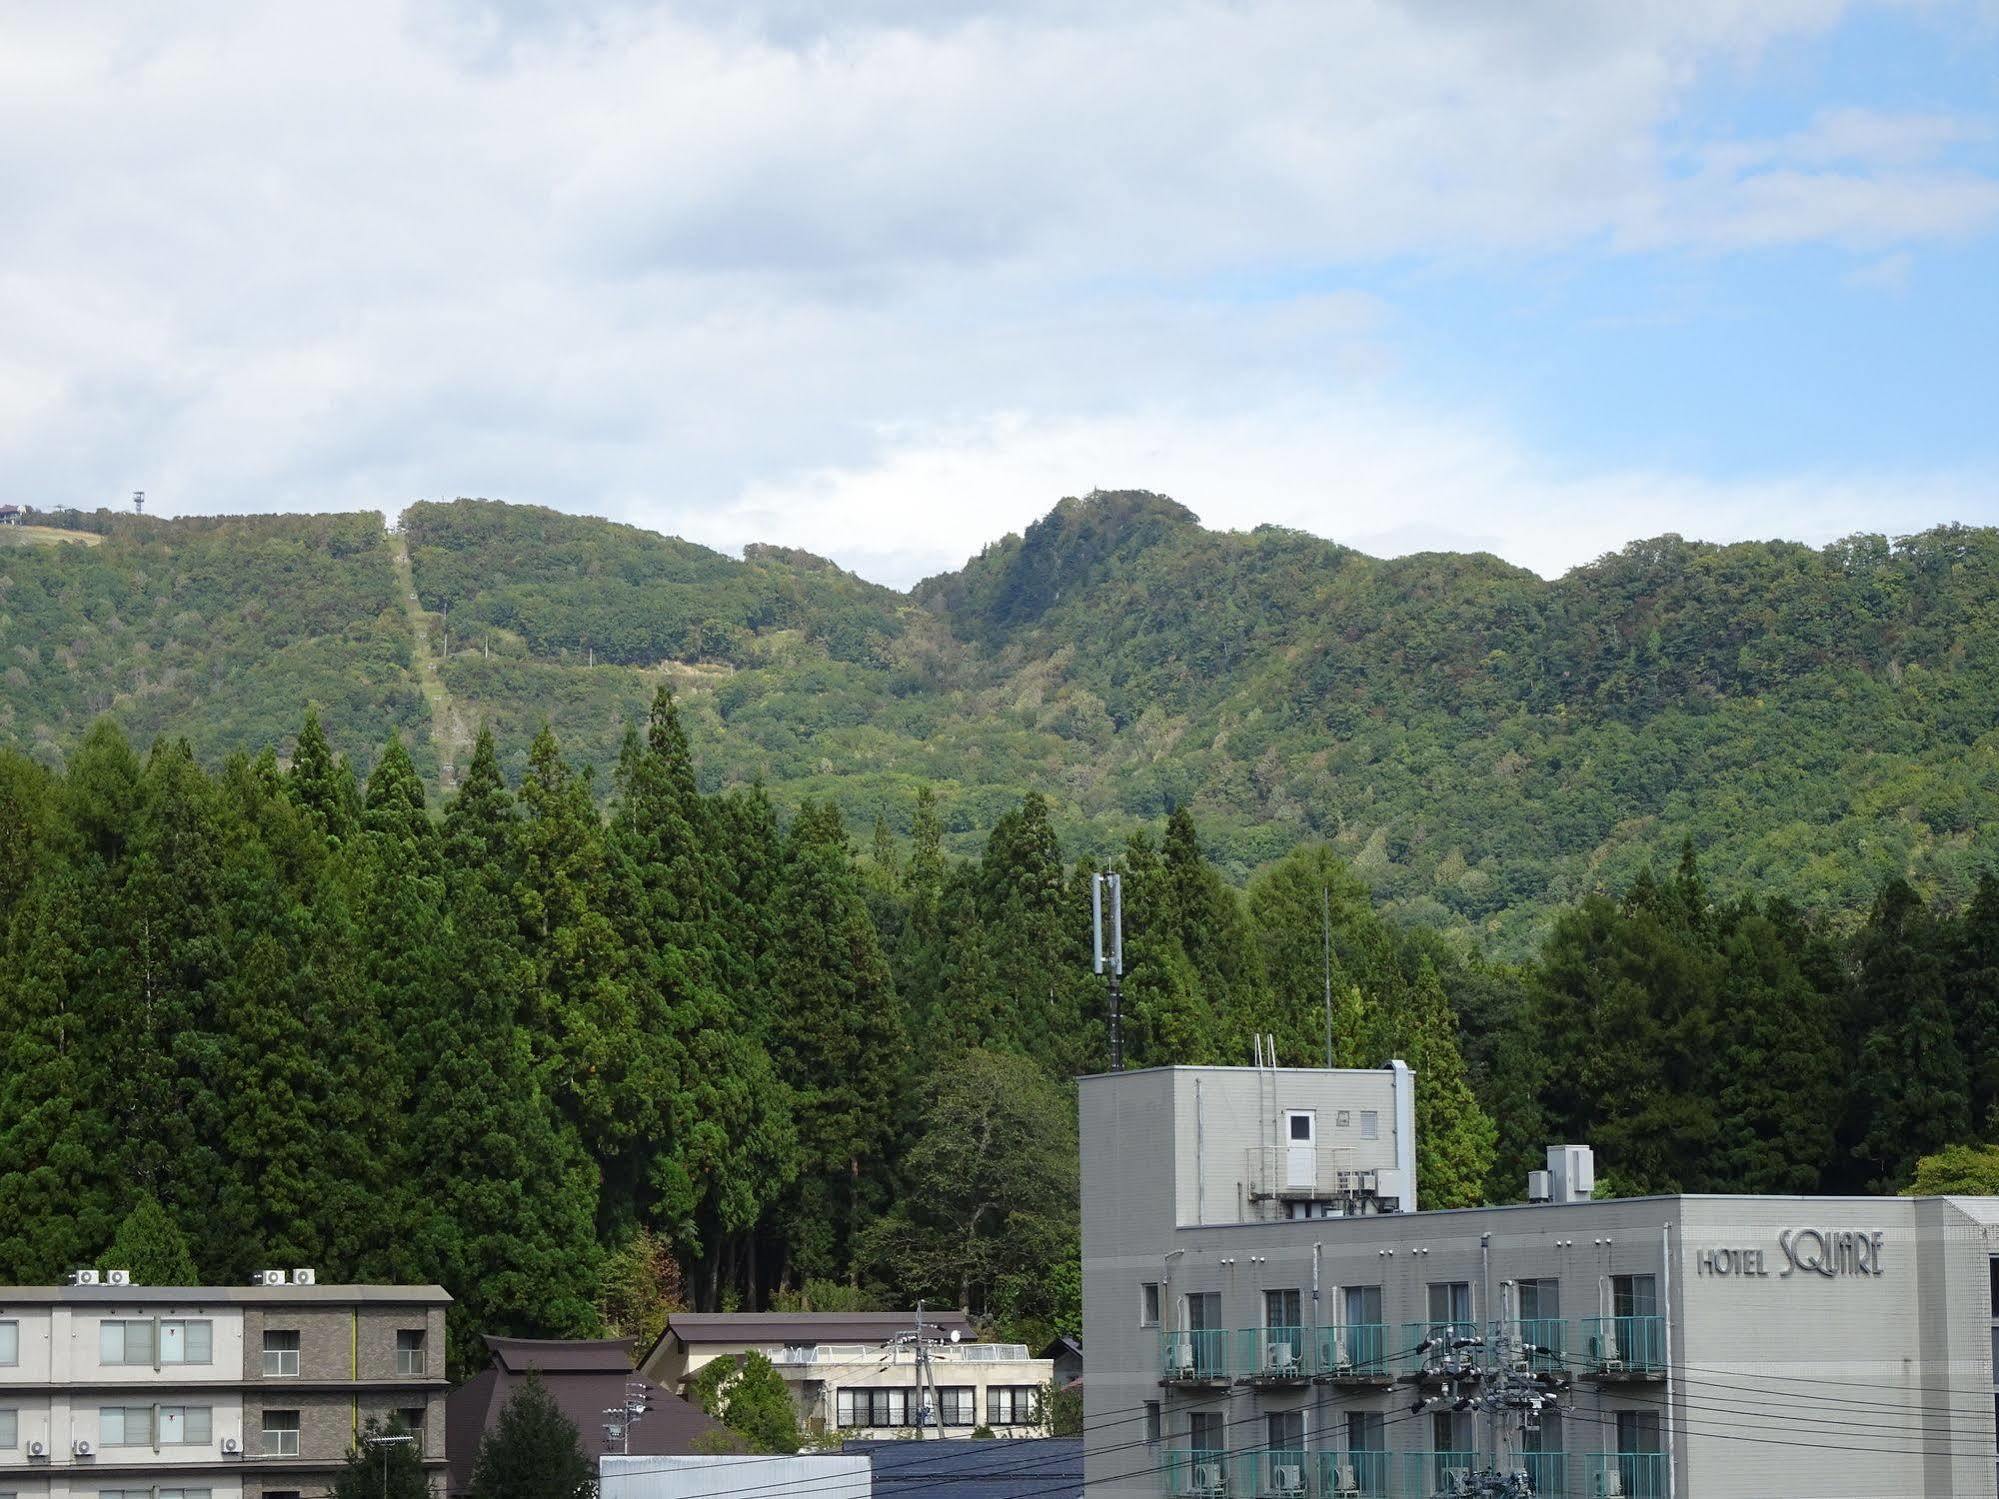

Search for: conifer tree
xmin=1391 ymin=961 xmax=1497 ymax=1209
xmin=286 ymin=709 xmax=356 ymax=844
xmin=331 ymin=1416 xmax=429 ymax=1499
xmin=104 ymin=1193 xmax=199 ymax=1284
xmin=468 ymin=1372 xmax=595 ymax=1499
xmin=1950 ymin=871 xmax=1999 ymax=1133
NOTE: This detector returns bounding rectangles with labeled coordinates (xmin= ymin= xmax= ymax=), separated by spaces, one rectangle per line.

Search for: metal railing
xmin=1587 ymin=1452 xmax=1665 ymax=1499
xmin=1515 ymin=1318 xmax=1567 ymax=1376
xmin=1239 ymin=1448 xmax=1311 ymax=1498
xmin=1316 ymin=1450 xmax=1391 ymax=1498
xmin=1245 ymin=1146 xmax=1362 ymax=1201
xmin=1519 ymin=1450 xmax=1567 ymax=1497
xmin=1160 ymin=1329 xmax=1230 ymax=1383
xmin=1579 ymin=1317 xmax=1665 ymax=1377
xmin=1402 ymin=1451 xmax=1478 ymax=1497
xmin=1236 ymin=1326 xmax=1311 ymax=1381
xmin=1164 ymin=1449 xmax=1234 ymax=1499
xmin=1316 ymin=1323 xmax=1395 ymax=1380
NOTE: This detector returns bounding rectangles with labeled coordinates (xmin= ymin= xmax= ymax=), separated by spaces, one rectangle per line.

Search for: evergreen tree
xmin=285 ymin=709 xmax=357 ymax=844
xmin=767 ymin=801 xmax=906 ymax=1284
xmin=103 ymin=1193 xmax=199 ymax=1284
xmin=1391 ymin=961 xmax=1497 ymax=1210
xmin=468 ymin=1371 xmax=596 ymax=1499
xmin=1848 ymin=880 xmax=1970 ymax=1192
xmin=331 ymin=1415 xmax=430 ymax=1499
xmin=1949 ymin=871 xmax=1999 ymax=1133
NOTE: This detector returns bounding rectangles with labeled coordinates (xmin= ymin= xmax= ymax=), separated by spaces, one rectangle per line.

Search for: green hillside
xmin=3 ymin=493 xmax=1995 ymax=952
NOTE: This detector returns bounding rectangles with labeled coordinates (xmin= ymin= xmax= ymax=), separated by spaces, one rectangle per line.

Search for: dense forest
xmin=2 ymin=693 xmax=1994 ymax=1385
xmin=5 ymin=493 xmax=1996 ymax=953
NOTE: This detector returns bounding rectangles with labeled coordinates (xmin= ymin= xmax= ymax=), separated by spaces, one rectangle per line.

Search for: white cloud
xmin=0 ymin=0 xmax=1993 ymax=570
xmin=708 ymin=400 xmax=1989 ymax=585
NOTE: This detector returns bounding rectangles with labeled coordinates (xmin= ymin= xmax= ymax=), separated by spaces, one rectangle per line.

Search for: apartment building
xmin=1081 ymin=1064 xmax=1999 ymax=1499
xmin=0 ymin=1272 xmax=450 ymax=1499
xmin=639 ymin=1313 xmax=1057 ymax=1439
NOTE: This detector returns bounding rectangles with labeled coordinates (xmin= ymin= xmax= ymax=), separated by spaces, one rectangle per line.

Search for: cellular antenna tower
xmin=1091 ymin=870 xmax=1124 ymax=1070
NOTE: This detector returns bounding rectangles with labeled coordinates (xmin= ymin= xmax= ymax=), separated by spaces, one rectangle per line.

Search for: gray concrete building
xmin=0 ymin=1272 xmax=450 ymax=1499
xmin=1081 ymin=1064 xmax=1999 ymax=1499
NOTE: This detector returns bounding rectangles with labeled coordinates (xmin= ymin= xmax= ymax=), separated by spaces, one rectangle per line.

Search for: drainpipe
xmin=1195 ymin=1079 xmax=1206 ymax=1227
xmin=1479 ymin=1233 xmax=1491 ymax=1473
xmin=1661 ymin=1223 xmax=1677 ymax=1499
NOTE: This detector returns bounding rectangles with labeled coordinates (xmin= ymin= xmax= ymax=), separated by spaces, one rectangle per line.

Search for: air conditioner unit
xmin=27 ymin=1439 xmax=47 ymax=1458
xmin=69 ymin=1269 xmax=101 ymax=1286
xmin=1330 ymin=1465 xmax=1359 ymax=1498
xmin=252 ymin=1269 xmax=288 ymax=1287
xmin=104 ymin=1268 xmax=131 ymax=1286
xmin=222 ymin=1436 xmax=242 ymax=1455
xmin=1591 ymin=1331 xmax=1624 ymax=1373
xmin=1167 ymin=1342 xmax=1197 ymax=1377
xmin=1192 ymin=1462 xmax=1225 ymax=1495
xmin=1264 ymin=1340 xmax=1297 ymax=1375
xmin=1594 ymin=1470 xmax=1624 ymax=1498
xmin=291 ymin=1267 xmax=317 ymax=1286
xmin=72 ymin=1438 xmax=94 ymax=1457
xmin=1271 ymin=1464 xmax=1303 ymax=1495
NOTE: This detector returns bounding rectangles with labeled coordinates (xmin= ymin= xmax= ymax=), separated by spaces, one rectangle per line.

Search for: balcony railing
xmin=1160 ymin=1329 xmax=1230 ymax=1384
xmin=1164 ymin=1449 xmax=1234 ymax=1499
xmin=1515 ymin=1319 xmax=1567 ymax=1377
xmin=1316 ymin=1450 xmax=1391 ymax=1498
xmin=1519 ymin=1450 xmax=1567 ymax=1497
xmin=1401 ymin=1451 xmax=1479 ymax=1496
xmin=1315 ymin=1324 xmax=1396 ymax=1381
xmin=1235 ymin=1327 xmax=1310 ymax=1383
xmin=1588 ymin=1452 xmax=1666 ymax=1499
xmin=1239 ymin=1448 xmax=1311 ymax=1498
xmin=1579 ymin=1317 xmax=1665 ymax=1379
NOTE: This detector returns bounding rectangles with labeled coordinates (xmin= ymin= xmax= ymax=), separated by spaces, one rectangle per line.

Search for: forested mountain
xmin=4 ymin=492 xmax=1997 ymax=952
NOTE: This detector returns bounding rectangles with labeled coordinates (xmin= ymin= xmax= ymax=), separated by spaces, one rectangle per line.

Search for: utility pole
xmin=1092 ymin=871 xmax=1124 ymax=1070
xmin=1405 ymin=1279 xmax=1569 ymax=1498
xmin=603 ymin=1378 xmax=653 ymax=1455
xmin=888 ymin=1301 xmax=953 ymax=1439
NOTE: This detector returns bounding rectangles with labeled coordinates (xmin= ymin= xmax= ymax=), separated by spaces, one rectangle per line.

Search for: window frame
xmin=0 ymin=1320 xmax=17 ymax=1366
xmin=1144 ymin=1401 xmax=1162 ymax=1444
xmin=99 ymin=1407 xmax=155 ymax=1447
xmin=263 ymin=1329 xmax=301 ymax=1378
xmin=0 ymin=1408 xmax=16 ymax=1449
xmin=99 ymin=1321 xmax=154 ymax=1367
xmin=985 ymin=1385 xmax=1041 ymax=1428
xmin=835 ymin=1387 xmax=910 ymax=1429
xmin=394 ymin=1329 xmax=426 ymax=1377
xmin=935 ymin=1387 xmax=976 ymax=1428
xmin=262 ymin=1409 xmax=302 ymax=1458
xmin=1139 ymin=1282 xmax=1161 ymax=1327
xmin=1358 ymin=1110 xmax=1379 ymax=1141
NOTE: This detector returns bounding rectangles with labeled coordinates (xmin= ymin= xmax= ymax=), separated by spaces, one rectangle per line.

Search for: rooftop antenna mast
xmin=1322 ymin=884 xmax=1334 ymax=1069
xmin=1092 ymin=870 xmax=1124 ymax=1070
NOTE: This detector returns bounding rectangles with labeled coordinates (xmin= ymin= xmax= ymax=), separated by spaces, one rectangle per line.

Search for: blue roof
xmin=846 ymin=1438 xmax=1083 ymax=1499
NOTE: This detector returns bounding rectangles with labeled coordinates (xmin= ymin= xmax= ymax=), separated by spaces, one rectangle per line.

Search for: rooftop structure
xmin=1080 ymin=1063 xmax=1999 ymax=1499
xmin=0 ymin=1270 xmax=450 ymax=1499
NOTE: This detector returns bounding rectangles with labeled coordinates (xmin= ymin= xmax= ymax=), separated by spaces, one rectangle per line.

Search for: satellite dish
xmin=949 ymin=1329 xmax=961 ymax=1344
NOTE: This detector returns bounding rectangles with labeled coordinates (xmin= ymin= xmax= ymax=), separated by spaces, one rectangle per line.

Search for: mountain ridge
xmin=3 ymin=492 xmax=1995 ymax=953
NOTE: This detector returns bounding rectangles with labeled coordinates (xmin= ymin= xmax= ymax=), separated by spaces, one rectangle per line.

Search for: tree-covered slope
xmin=0 ymin=509 xmax=428 ymax=775
xmin=4 ymin=493 xmax=1995 ymax=952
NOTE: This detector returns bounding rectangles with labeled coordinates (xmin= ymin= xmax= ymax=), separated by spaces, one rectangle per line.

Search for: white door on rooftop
xmin=1284 ymin=1111 xmax=1315 ymax=1190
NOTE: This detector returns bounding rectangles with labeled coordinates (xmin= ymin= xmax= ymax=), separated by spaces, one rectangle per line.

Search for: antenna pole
xmin=1321 ymin=885 xmax=1333 ymax=1069
xmin=1093 ymin=872 xmax=1124 ymax=1070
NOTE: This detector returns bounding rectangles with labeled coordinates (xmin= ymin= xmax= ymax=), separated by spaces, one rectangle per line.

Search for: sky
xmin=4 ymin=1 xmax=1998 ymax=588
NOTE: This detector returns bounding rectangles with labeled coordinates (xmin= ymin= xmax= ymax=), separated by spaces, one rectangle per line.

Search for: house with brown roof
xmin=0 ymin=504 xmax=23 ymax=526
xmin=445 ymin=1336 xmax=733 ymax=1495
xmin=637 ymin=1312 xmax=1055 ymax=1441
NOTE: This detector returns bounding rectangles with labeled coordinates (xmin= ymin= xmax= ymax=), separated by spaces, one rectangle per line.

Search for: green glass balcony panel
xmin=1160 ymin=1328 xmax=1231 ymax=1382
xmin=1516 ymin=1318 xmax=1568 ymax=1376
xmin=1401 ymin=1451 xmax=1480 ymax=1497
xmin=1519 ymin=1450 xmax=1567 ymax=1497
xmin=1315 ymin=1323 xmax=1395 ymax=1379
xmin=1580 ymin=1317 xmax=1665 ymax=1376
xmin=1587 ymin=1452 xmax=1665 ymax=1499
xmin=1236 ymin=1326 xmax=1311 ymax=1380
xmin=1238 ymin=1447 xmax=1311 ymax=1498
xmin=1316 ymin=1450 xmax=1392 ymax=1498
xmin=1164 ymin=1449 xmax=1234 ymax=1499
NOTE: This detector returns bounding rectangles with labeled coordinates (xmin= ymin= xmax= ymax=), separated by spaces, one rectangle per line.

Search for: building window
xmin=1140 ymin=1282 xmax=1161 ymax=1326
xmin=1611 ymin=1275 xmax=1657 ymax=1319
xmin=0 ymin=1321 xmax=16 ymax=1366
xmin=1359 ymin=1110 xmax=1378 ymax=1141
xmin=160 ymin=1320 xmax=212 ymax=1364
xmin=399 ymin=1409 xmax=425 ymax=1453
xmin=1426 ymin=1281 xmax=1472 ymax=1333
xmin=99 ymin=1408 xmax=155 ymax=1446
xmin=263 ymin=1492 xmax=304 ymax=1499
xmin=986 ymin=1386 xmax=1040 ymax=1427
xmin=1267 ymin=1411 xmax=1303 ymax=1451
xmin=835 ymin=1388 xmax=909 ymax=1428
xmin=1185 ymin=1291 xmax=1220 ymax=1331
xmin=935 ymin=1388 xmax=976 ymax=1427
xmin=0 ymin=1409 xmax=15 ymax=1448
xmin=263 ymin=1330 xmax=301 ymax=1378
xmin=263 ymin=1410 xmax=301 ymax=1457
xmin=1345 ymin=1410 xmax=1383 ymax=1451
xmin=1145 ymin=1402 xmax=1161 ymax=1444
xmin=157 ymin=1490 xmax=213 ymax=1499
xmin=1189 ymin=1411 xmax=1224 ymax=1454
xmin=1264 ymin=1289 xmax=1301 ymax=1330
xmin=99 ymin=1321 xmax=155 ymax=1366
xmin=158 ymin=1407 xmax=213 ymax=1445
xmin=395 ymin=1329 xmax=426 ymax=1376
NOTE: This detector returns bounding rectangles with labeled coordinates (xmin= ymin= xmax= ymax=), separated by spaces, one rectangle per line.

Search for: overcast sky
xmin=5 ymin=1 xmax=1998 ymax=586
